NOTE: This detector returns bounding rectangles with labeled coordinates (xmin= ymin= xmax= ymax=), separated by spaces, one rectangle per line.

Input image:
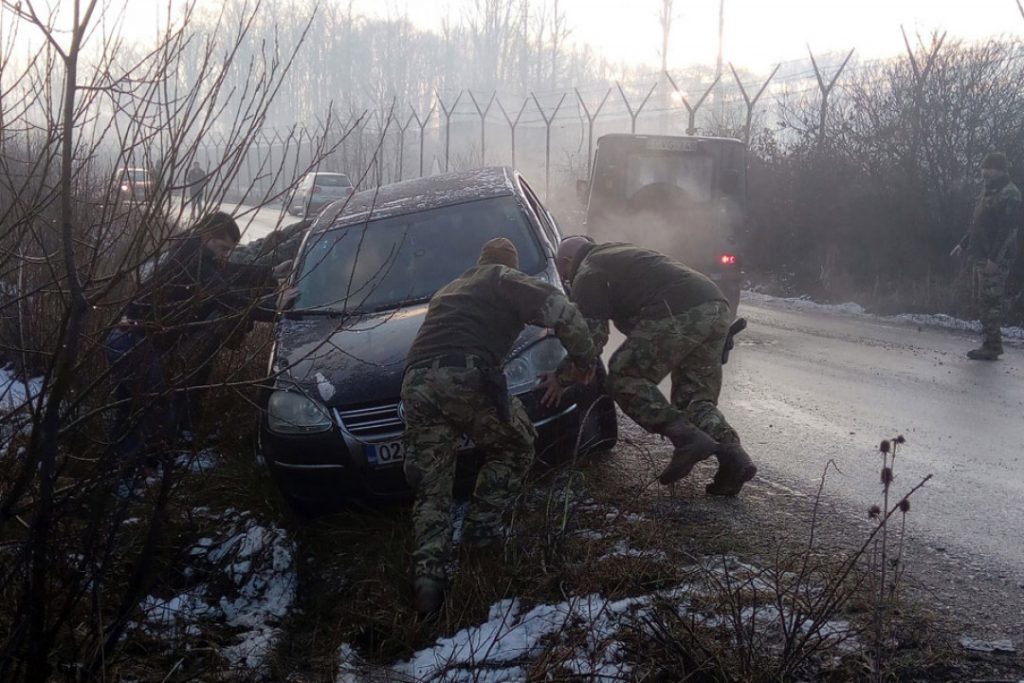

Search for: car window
xmin=294 ymin=196 xmax=544 ymax=313
xmin=315 ymin=174 xmax=351 ymax=187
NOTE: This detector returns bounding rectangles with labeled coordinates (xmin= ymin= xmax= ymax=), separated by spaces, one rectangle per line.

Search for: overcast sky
xmin=362 ymin=0 xmax=1024 ymax=72
xmin=12 ymin=0 xmax=1024 ymax=74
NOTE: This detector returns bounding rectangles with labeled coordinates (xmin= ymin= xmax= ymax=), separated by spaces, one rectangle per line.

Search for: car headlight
xmin=504 ymin=337 xmax=567 ymax=395
xmin=266 ymin=390 xmax=333 ymax=434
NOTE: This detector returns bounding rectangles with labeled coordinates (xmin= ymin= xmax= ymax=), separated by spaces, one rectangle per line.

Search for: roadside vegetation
xmin=3 ymin=1 xmax=1024 ymax=681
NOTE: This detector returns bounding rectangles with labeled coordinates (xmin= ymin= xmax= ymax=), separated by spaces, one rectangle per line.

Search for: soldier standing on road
xmin=186 ymin=162 xmax=208 ymax=220
xmin=544 ymin=237 xmax=756 ymax=496
xmin=952 ymin=152 xmax=1022 ymax=360
xmin=401 ymin=237 xmax=596 ymax=616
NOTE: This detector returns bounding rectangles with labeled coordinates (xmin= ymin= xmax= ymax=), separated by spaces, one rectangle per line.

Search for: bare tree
xmin=0 ymin=1 xmax=362 ymax=678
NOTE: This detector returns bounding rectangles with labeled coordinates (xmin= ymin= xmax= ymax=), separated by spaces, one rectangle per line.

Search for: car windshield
xmin=126 ymin=169 xmax=148 ymax=182
xmin=294 ymin=196 xmax=544 ymax=313
xmin=625 ymin=151 xmax=714 ymax=204
xmin=315 ymin=174 xmax=351 ymax=187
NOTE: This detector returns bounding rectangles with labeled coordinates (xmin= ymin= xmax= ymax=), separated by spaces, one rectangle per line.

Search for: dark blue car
xmin=259 ymin=167 xmax=617 ymax=514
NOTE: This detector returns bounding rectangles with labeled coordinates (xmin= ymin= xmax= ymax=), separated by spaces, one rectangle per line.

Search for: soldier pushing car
xmin=543 ymin=237 xmax=756 ymax=498
xmin=400 ymin=237 xmax=596 ymax=616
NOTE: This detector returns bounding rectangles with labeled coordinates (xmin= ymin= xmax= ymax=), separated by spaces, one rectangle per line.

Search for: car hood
xmin=273 ymin=305 xmax=547 ymax=408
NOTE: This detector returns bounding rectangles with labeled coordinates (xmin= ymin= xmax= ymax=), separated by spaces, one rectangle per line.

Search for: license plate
xmin=366 ymin=435 xmax=474 ymax=467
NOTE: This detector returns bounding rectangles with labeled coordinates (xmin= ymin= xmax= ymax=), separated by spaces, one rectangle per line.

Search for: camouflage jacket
xmin=230 ymin=219 xmax=310 ymax=268
xmin=406 ymin=264 xmax=595 ymax=380
xmin=963 ymin=175 xmax=1022 ymax=267
xmin=568 ymin=242 xmax=726 ymax=356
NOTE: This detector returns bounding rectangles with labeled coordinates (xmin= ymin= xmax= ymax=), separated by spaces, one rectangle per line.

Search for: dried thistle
xmin=868 ymin=504 xmax=881 ymax=519
xmin=898 ymin=499 xmax=910 ymax=513
xmin=879 ymin=439 xmax=891 ymax=454
xmin=895 ymin=435 xmax=906 ymax=445
xmin=880 ymin=467 xmax=894 ymax=486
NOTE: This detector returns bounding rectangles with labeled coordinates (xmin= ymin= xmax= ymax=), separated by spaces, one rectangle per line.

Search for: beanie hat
xmin=478 ymin=237 xmax=519 ymax=269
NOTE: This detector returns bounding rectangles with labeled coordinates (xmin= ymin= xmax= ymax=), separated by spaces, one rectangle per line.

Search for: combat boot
xmin=413 ymin=576 xmax=446 ymax=617
xmin=705 ymin=443 xmax=758 ymax=496
xmin=657 ymin=419 xmax=719 ymax=485
xmin=967 ymin=346 xmax=1002 ymax=360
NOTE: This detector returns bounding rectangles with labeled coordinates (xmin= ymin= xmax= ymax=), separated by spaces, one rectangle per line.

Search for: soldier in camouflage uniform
xmin=547 ymin=237 xmax=756 ymax=497
xmin=952 ymin=152 xmax=1022 ymax=360
xmin=402 ymin=237 xmax=596 ymax=616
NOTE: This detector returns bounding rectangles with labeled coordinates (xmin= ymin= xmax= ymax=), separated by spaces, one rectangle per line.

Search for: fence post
xmin=409 ymin=101 xmax=436 ymax=178
xmin=435 ymin=90 xmax=464 ymax=172
xmin=807 ymin=46 xmax=855 ymax=149
xmin=468 ymin=90 xmax=496 ymax=166
xmin=574 ymin=87 xmax=611 ymax=177
xmin=496 ymin=96 xmax=529 ymax=169
xmin=728 ymin=63 xmax=780 ymax=144
xmin=531 ymin=92 xmax=567 ymax=199
xmin=664 ymin=71 xmax=721 ymax=135
xmin=615 ymin=81 xmax=658 ymax=134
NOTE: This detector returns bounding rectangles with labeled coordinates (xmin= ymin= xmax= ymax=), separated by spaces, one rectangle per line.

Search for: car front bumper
xmin=261 ymin=389 xmax=585 ymax=507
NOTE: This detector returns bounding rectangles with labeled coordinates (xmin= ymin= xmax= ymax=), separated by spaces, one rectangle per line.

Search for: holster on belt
xmin=721 ymin=317 xmax=747 ymax=365
xmin=480 ymin=366 xmax=512 ymax=423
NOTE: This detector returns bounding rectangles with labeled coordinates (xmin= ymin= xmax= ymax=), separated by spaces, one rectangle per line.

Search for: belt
xmin=406 ymin=354 xmax=485 ymax=372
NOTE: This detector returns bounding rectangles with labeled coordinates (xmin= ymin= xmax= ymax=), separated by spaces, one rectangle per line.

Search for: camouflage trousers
xmin=607 ymin=300 xmax=738 ymax=445
xmin=971 ymin=259 xmax=1010 ymax=350
xmin=401 ymin=365 xmax=536 ymax=582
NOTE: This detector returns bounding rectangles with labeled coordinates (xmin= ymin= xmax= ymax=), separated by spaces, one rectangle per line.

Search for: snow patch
xmin=742 ymin=291 xmax=1024 ymax=339
xmin=337 ymin=564 xmax=858 ymax=682
xmin=175 ymin=447 xmax=220 ymax=473
xmin=959 ymin=635 xmax=1016 ymax=653
xmin=134 ymin=510 xmax=297 ymax=675
xmin=0 ymin=365 xmax=42 ymax=411
xmin=0 ymin=365 xmax=43 ymax=454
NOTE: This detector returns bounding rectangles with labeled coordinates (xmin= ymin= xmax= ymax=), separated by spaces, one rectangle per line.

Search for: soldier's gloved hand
xmin=404 ymin=456 xmax=424 ymax=490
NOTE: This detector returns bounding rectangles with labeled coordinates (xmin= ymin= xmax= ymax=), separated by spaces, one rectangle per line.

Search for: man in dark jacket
xmin=547 ymin=237 xmax=756 ymax=497
xmin=952 ymin=152 xmax=1022 ymax=360
xmin=105 ymin=212 xmax=295 ymax=466
xmin=401 ymin=237 xmax=595 ymax=616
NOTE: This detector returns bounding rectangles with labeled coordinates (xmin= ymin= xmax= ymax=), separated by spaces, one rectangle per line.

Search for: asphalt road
xmin=605 ymin=295 xmax=1024 ymax=584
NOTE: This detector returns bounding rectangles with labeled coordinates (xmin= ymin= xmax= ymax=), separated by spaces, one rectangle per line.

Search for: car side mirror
xmin=575 ymin=179 xmax=589 ymax=205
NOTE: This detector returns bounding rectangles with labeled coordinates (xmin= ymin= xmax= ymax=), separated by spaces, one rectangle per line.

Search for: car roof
xmin=311 ymin=166 xmax=518 ymax=231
